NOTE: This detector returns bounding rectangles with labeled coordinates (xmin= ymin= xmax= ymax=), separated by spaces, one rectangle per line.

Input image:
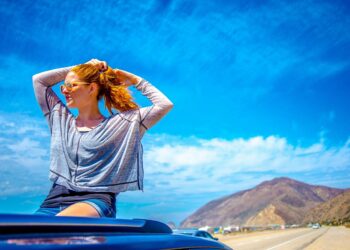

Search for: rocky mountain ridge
xmin=181 ymin=177 xmax=346 ymax=227
xmin=303 ymin=189 xmax=350 ymax=224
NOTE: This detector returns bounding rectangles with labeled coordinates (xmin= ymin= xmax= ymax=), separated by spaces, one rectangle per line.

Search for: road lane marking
xmin=225 ymin=229 xmax=312 ymax=247
xmin=265 ymin=230 xmax=321 ymax=250
xmin=298 ymin=227 xmax=329 ymax=249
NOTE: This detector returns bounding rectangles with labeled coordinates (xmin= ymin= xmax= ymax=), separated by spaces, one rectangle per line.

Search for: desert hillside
xmin=181 ymin=177 xmax=345 ymax=227
xmin=303 ymin=189 xmax=350 ymax=224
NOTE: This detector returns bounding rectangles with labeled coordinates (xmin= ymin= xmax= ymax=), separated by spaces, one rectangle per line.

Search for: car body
xmin=173 ymin=228 xmax=219 ymax=241
xmin=0 ymin=214 xmax=232 ymax=250
xmin=312 ymin=223 xmax=321 ymax=229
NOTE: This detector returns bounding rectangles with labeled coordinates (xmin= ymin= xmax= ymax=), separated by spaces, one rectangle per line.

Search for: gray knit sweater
xmin=32 ymin=66 xmax=173 ymax=193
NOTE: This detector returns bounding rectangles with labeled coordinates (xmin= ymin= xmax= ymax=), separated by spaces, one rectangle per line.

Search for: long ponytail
xmin=71 ymin=64 xmax=138 ymax=114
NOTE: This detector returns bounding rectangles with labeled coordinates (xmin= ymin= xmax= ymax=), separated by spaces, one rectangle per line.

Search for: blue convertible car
xmin=0 ymin=214 xmax=232 ymax=250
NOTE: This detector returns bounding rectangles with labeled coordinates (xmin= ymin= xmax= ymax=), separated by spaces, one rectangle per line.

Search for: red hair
xmin=71 ymin=64 xmax=138 ymax=114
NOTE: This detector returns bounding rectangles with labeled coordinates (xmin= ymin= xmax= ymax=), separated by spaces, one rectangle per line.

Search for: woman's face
xmin=61 ymin=72 xmax=94 ymax=109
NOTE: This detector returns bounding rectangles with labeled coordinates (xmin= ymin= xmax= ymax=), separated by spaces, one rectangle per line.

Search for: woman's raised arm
xmin=114 ymin=68 xmax=173 ymax=134
xmin=32 ymin=66 xmax=73 ymax=117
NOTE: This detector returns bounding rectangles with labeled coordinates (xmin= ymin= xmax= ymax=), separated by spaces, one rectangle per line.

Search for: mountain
xmin=180 ymin=177 xmax=345 ymax=227
xmin=303 ymin=189 xmax=350 ymax=224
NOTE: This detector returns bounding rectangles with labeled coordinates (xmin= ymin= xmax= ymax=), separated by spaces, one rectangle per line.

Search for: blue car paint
xmin=0 ymin=214 xmax=232 ymax=250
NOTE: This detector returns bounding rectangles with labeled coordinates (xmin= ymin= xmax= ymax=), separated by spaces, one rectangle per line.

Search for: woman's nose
xmin=60 ymin=85 xmax=70 ymax=94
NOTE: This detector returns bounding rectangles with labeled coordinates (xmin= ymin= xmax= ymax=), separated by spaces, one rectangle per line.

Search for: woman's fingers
xmin=86 ymin=59 xmax=108 ymax=71
xmin=101 ymin=61 xmax=108 ymax=71
xmin=114 ymin=69 xmax=138 ymax=86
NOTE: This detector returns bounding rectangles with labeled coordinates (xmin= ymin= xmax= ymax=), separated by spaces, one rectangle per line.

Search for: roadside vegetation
xmin=319 ymin=218 xmax=350 ymax=227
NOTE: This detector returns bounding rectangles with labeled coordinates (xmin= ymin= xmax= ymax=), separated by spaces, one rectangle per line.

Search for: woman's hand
xmin=85 ymin=58 xmax=108 ymax=72
xmin=114 ymin=69 xmax=142 ymax=87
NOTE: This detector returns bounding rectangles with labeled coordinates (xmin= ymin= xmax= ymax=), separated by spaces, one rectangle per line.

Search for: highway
xmin=217 ymin=226 xmax=350 ymax=250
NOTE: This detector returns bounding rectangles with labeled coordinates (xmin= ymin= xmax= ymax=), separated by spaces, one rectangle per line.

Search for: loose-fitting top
xmin=32 ymin=66 xmax=173 ymax=193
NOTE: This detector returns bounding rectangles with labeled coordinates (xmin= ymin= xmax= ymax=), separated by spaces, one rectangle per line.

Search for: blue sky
xmin=0 ymin=0 xmax=349 ymax=226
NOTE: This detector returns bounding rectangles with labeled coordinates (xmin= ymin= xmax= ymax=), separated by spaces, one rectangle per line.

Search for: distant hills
xmin=181 ymin=177 xmax=348 ymax=227
xmin=303 ymin=189 xmax=350 ymax=224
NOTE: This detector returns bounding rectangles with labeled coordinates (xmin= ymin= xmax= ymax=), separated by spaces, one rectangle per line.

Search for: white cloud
xmin=0 ymin=113 xmax=51 ymax=196
xmin=143 ymin=134 xmax=350 ymax=194
xmin=0 ymin=113 xmax=50 ymax=169
xmin=6 ymin=138 xmax=48 ymax=168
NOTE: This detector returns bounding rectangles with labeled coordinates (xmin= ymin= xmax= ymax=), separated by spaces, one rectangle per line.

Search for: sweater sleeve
xmin=32 ymin=66 xmax=73 ymax=124
xmin=134 ymin=79 xmax=173 ymax=133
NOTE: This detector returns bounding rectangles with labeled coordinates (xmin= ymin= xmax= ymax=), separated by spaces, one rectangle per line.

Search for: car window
xmin=204 ymin=232 xmax=214 ymax=239
xmin=196 ymin=232 xmax=205 ymax=237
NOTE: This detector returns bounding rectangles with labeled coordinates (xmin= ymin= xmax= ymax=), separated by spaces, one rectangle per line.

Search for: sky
xmin=0 ymin=0 xmax=349 ymax=226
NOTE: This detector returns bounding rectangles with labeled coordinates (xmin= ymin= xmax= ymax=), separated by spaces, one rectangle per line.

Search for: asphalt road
xmin=218 ymin=226 xmax=350 ymax=250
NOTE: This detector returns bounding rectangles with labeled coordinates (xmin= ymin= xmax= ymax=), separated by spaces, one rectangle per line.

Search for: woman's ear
xmin=89 ymin=82 xmax=100 ymax=97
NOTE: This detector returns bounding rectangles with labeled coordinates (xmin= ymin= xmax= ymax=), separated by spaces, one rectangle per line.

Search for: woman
xmin=32 ymin=59 xmax=173 ymax=218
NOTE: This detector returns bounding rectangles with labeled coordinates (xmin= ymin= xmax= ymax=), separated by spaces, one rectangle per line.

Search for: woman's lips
xmin=65 ymin=96 xmax=73 ymax=102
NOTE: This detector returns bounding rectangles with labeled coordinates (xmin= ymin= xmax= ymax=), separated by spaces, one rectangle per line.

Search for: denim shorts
xmin=34 ymin=199 xmax=116 ymax=218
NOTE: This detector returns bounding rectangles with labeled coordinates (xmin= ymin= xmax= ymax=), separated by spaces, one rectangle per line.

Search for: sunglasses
xmin=60 ymin=81 xmax=91 ymax=93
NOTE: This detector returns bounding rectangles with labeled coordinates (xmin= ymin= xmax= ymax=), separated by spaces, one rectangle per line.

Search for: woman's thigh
xmin=57 ymin=199 xmax=116 ymax=218
xmin=34 ymin=199 xmax=116 ymax=218
xmin=56 ymin=202 xmax=100 ymax=217
xmin=81 ymin=199 xmax=116 ymax=218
